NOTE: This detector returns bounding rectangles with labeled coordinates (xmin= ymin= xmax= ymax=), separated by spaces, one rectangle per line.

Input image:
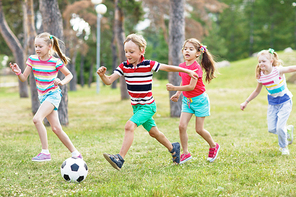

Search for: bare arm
xmin=166 ymin=77 xmax=197 ymax=92
xmin=96 ymin=66 xmax=120 ymax=85
xmin=240 ymin=82 xmax=263 ymax=111
xmin=9 ymin=62 xmax=31 ymax=82
xmin=54 ymin=66 xmax=73 ymax=86
xmin=279 ymin=65 xmax=296 ymax=75
xmin=159 ymin=63 xmax=198 ymax=79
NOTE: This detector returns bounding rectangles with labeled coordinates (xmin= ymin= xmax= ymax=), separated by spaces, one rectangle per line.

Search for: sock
xmin=71 ymin=150 xmax=80 ymax=157
xmin=41 ymin=149 xmax=50 ymax=154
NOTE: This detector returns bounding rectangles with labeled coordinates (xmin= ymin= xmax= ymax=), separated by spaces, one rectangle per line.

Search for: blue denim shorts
xmin=38 ymin=89 xmax=62 ymax=111
xmin=130 ymin=102 xmax=157 ymax=132
xmin=182 ymin=92 xmax=210 ymax=117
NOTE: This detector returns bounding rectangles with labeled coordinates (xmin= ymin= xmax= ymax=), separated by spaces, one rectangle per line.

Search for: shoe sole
xmin=103 ymin=153 xmax=121 ymax=171
xmin=32 ymin=159 xmax=51 ymax=162
xmin=207 ymin=145 xmax=220 ymax=163
xmin=180 ymin=156 xmax=192 ymax=164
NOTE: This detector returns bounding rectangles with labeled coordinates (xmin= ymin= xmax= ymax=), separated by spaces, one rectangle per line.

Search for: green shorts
xmin=130 ymin=102 xmax=157 ymax=132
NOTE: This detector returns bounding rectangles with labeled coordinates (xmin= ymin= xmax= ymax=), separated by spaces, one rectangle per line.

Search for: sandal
xmin=169 ymin=142 xmax=180 ymax=164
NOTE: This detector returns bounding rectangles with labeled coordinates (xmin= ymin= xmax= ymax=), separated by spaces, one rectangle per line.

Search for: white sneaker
xmin=279 ymin=147 xmax=290 ymax=155
xmin=287 ymin=125 xmax=294 ymax=145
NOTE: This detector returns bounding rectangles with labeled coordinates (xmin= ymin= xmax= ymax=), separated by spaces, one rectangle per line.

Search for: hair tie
xmin=49 ymin=35 xmax=53 ymax=39
xmin=200 ymin=44 xmax=207 ymax=53
xmin=268 ymin=48 xmax=274 ymax=54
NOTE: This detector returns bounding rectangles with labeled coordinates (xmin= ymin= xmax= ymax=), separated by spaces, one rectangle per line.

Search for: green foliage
xmin=1 ymin=51 xmax=296 ymax=196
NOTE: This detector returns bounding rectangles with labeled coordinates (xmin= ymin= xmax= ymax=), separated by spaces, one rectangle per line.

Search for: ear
xmin=141 ymin=49 xmax=145 ymax=55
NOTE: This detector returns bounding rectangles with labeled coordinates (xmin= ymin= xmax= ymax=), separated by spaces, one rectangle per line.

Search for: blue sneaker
xmin=169 ymin=142 xmax=180 ymax=164
xmin=103 ymin=153 xmax=125 ymax=171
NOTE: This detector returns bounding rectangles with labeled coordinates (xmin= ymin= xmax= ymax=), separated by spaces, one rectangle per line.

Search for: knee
xmin=149 ymin=131 xmax=157 ymax=138
xmin=179 ymin=124 xmax=187 ymax=132
xmin=32 ymin=116 xmax=42 ymax=125
xmin=124 ymin=121 xmax=135 ymax=133
xmin=51 ymin=126 xmax=62 ymax=135
xmin=195 ymin=129 xmax=203 ymax=135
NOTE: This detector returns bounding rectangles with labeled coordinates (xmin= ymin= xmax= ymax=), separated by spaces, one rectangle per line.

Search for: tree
xmin=0 ymin=0 xmax=29 ymax=98
xmin=39 ymin=0 xmax=69 ymax=125
xmin=168 ymin=0 xmax=185 ymax=117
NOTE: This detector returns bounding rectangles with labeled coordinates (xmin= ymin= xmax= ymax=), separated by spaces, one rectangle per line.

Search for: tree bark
xmin=0 ymin=0 xmax=28 ymax=98
xmin=114 ymin=0 xmax=129 ymax=100
xmin=23 ymin=0 xmax=39 ymax=114
xmin=80 ymin=55 xmax=85 ymax=87
xmin=168 ymin=0 xmax=185 ymax=117
xmin=111 ymin=28 xmax=117 ymax=89
xmin=39 ymin=0 xmax=69 ymax=125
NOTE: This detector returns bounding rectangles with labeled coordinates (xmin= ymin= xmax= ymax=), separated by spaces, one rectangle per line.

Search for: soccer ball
xmin=60 ymin=157 xmax=88 ymax=183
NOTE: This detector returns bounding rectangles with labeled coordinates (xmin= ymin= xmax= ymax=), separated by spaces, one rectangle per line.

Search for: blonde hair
xmin=35 ymin=32 xmax=70 ymax=65
xmin=255 ymin=49 xmax=281 ymax=79
xmin=124 ymin=34 xmax=147 ymax=53
xmin=182 ymin=38 xmax=217 ymax=83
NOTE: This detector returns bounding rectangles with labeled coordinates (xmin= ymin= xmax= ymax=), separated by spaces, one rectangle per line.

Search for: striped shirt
xmin=26 ymin=55 xmax=64 ymax=96
xmin=114 ymin=58 xmax=160 ymax=105
xmin=257 ymin=66 xmax=292 ymax=105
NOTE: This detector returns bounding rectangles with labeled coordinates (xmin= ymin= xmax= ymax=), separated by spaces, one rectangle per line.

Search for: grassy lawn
xmin=1 ymin=52 xmax=296 ymax=196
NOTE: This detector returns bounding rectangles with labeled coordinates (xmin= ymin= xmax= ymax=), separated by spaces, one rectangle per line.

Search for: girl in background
xmin=10 ymin=32 xmax=82 ymax=161
xmin=240 ymin=49 xmax=294 ymax=155
xmin=166 ymin=38 xmax=220 ymax=164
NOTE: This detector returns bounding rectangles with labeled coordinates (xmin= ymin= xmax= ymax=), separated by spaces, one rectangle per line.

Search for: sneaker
xmin=180 ymin=153 xmax=192 ymax=164
xmin=32 ymin=153 xmax=51 ymax=162
xmin=279 ymin=147 xmax=290 ymax=155
xmin=207 ymin=143 xmax=220 ymax=162
xmin=103 ymin=153 xmax=125 ymax=171
xmin=72 ymin=154 xmax=83 ymax=159
xmin=287 ymin=125 xmax=294 ymax=145
xmin=169 ymin=142 xmax=180 ymax=164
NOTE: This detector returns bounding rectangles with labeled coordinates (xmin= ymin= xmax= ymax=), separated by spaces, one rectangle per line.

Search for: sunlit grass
xmin=1 ymin=51 xmax=296 ymax=196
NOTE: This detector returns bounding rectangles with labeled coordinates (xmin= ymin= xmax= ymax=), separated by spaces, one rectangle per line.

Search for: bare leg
xmin=32 ymin=101 xmax=55 ymax=150
xmin=195 ymin=117 xmax=216 ymax=148
xmin=149 ymin=126 xmax=173 ymax=152
xmin=119 ymin=120 xmax=138 ymax=159
xmin=179 ymin=112 xmax=193 ymax=155
xmin=46 ymin=110 xmax=76 ymax=153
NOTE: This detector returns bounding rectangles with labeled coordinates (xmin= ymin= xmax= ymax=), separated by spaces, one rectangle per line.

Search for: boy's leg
xmin=119 ymin=120 xmax=138 ymax=158
xmin=149 ymin=126 xmax=173 ymax=151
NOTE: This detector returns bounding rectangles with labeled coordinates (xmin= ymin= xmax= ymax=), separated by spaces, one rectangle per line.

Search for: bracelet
xmin=16 ymin=71 xmax=22 ymax=76
xmin=246 ymin=100 xmax=249 ymax=103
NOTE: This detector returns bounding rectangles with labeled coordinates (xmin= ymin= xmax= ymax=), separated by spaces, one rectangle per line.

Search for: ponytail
xmin=201 ymin=50 xmax=217 ymax=83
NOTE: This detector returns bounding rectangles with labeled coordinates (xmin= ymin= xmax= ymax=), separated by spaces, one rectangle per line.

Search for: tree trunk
xmin=39 ymin=0 xmax=69 ymax=125
xmin=168 ymin=0 xmax=185 ymax=117
xmin=114 ymin=0 xmax=129 ymax=100
xmin=111 ymin=29 xmax=117 ymax=89
xmin=80 ymin=55 xmax=85 ymax=87
xmin=68 ymin=47 xmax=77 ymax=91
xmin=0 ymin=0 xmax=28 ymax=98
xmin=88 ymin=62 xmax=93 ymax=88
xmin=24 ymin=0 xmax=39 ymax=114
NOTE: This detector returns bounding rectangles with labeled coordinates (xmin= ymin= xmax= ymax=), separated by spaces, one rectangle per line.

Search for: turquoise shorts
xmin=130 ymin=102 xmax=157 ymax=132
xmin=182 ymin=92 xmax=210 ymax=117
xmin=38 ymin=89 xmax=62 ymax=111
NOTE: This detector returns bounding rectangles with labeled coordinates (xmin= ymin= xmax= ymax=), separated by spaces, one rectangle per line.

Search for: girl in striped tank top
xmin=240 ymin=49 xmax=295 ymax=155
xmin=10 ymin=32 xmax=82 ymax=161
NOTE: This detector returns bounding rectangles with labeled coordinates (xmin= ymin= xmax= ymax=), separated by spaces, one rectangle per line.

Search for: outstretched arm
xmin=279 ymin=65 xmax=296 ymax=75
xmin=240 ymin=82 xmax=263 ymax=111
xmin=96 ymin=66 xmax=120 ymax=85
xmin=9 ymin=62 xmax=31 ymax=82
xmin=159 ymin=63 xmax=198 ymax=79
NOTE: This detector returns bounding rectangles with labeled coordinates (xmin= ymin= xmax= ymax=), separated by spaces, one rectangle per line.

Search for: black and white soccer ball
xmin=61 ymin=157 xmax=88 ymax=183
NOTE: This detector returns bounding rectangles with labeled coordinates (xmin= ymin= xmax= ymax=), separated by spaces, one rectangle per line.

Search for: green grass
xmin=1 ymin=52 xmax=296 ymax=196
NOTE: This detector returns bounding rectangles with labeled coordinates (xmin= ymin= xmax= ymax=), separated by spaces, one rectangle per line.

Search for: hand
xmin=170 ymin=93 xmax=179 ymax=102
xmin=97 ymin=66 xmax=107 ymax=77
xmin=9 ymin=62 xmax=21 ymax=74
xmin=53 ymin=78 xmax=63 ymax=86
xmin=166 ymin=83 xmax=175 ymax=91
xmin=240 ymin=101 xmax=248 ymax=111
xmin=188 ymin=69 xmax=198 ymax=79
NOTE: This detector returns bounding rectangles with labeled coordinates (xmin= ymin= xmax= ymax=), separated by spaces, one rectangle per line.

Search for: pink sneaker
xmin=32 ymin=153 xmax=51 ymax=162
xmin=72 ymin=154 xmax=83 ymax=159
xmin=207 ymin=143 xmax=220 ymax=162
xmin=180 ymin=153 xmax=192 ymax=164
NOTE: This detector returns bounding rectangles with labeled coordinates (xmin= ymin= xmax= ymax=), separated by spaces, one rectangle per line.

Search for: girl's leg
xmin=195 ymin=117 xmax=216 ymax=148
xmin=179 ymin=112 xmax=193 ymax=155
xmin=276 ymin=100 xmax=292 ymax=148
xmin=149 ymin=126 xmax=173 ymax=152
xmin=33 ymin=101 xmax=55 ymax=150
xmin=46 ymin=110 xmax=76 ymax=153
xmin=267 ymin=104 xmax=278 ymax=134
xmin=119 ymin=120 xmax=138 ymax=159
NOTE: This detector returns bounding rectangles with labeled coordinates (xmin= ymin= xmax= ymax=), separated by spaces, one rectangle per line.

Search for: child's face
xmin=124 ymin=40 xmax=144 ymax=65
xmin=182 ymin=42 xmax=200 ymax=62
xmin=258 ymin=54 xmax=273 ymax=72
xmin=35 ymin=38 xmax=52 ymax=59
